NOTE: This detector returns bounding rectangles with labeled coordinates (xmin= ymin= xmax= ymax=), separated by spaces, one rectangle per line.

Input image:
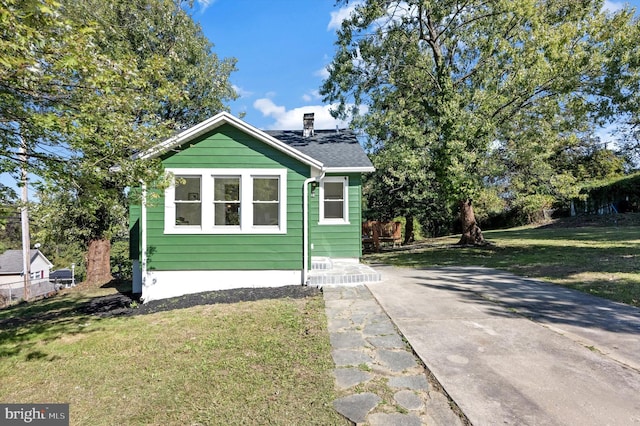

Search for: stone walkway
xmin=323 ymin=285 xmax=466 ymax=425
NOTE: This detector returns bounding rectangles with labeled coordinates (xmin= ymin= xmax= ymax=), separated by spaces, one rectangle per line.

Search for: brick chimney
xmin=303 ymin=113 xmax=314 ymax=137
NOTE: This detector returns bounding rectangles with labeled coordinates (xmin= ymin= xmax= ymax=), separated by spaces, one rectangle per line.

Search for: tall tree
xmin=2 ymin=0 xmax=236 ymax=284
xmin=322 ymin=0 xmax=639 ymax=244
xmin=56 ymin=0 xmax=236 ymax=285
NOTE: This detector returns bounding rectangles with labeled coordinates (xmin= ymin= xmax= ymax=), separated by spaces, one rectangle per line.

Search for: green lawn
xmin=0 ymin=289 xmax=348 ymax=425
xmin=366 ymin=223 xmax=640 ymax=307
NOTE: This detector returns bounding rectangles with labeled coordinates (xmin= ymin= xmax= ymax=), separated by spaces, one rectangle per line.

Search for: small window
xmin=214 ymin=177 xmax=240 ymax=226
xmin=175 ymin=176 xmax=201 ymax=226
xmin=253 ymin=177 xmax=280 ymax=226
xmin=320 ymin=177 xmax=349 ymax=224
xmin=324 ymin=182 xmax=344 ymax=219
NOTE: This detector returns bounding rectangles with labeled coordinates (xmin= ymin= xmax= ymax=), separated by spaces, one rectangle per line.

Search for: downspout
xmin=302 ymin=170 xmax=325 ymax=285
xmin=140 ymin=182 xmax=148 ymax=296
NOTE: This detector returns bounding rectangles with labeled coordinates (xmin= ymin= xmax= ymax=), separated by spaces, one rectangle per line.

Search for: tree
xmin=322 ymin=0 xmax=640 ymax=244
xmin=363 ymin=140 xmax=451 ymax=240
xmin=55 ymin=0 xmax=237 ymax=285
xmin=0 ymin=184 xmax=19 ymax=253
xmin=2 ymin=0 xmax=237 ymax=285
xmin=1 ymin=0 xmax=133 ymax=179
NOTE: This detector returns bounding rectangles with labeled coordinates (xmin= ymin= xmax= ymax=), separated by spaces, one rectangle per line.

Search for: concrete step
xmin=308 ymin=260 xmax=382 ymax=286
xmin=311 ymin=257 xmax=333 ymax=270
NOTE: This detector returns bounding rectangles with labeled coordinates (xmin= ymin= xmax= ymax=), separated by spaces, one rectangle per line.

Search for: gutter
xmin=302 ymin=169 xmax=325 ymax=285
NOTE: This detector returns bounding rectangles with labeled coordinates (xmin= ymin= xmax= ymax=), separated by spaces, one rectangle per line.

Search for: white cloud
xmin=253 ymin=99 xmax=354 ymax=130
xmin=328 ymin=2 xmax=361 ymax=31
xmin=232 ymin=85 xmax=253 ymax=98
xmin=314 ymin=66 xmax=330 ymax=80
xmin=196 ymin=0 xmax=217 ymax=12
xmin=602 ymin=0 xmax=625 ymax=12
xmin=253 ymin=98 xmax=286 ymax=118
xmin=302 ymin=90 xmax=322 ymax=103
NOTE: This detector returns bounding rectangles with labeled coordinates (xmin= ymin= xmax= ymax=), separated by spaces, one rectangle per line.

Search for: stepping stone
xmin=367 ymin=412 xmax=422 ymax=426
xmin=334 ymin=367 xmax=373 ymax=389
xmin=394 ymin=390 xmax=424 ymax=411
xmin=388 ymin=375 xmax=430 ymax=390
xmin=331 ymin=349 xmax=372 ymax=366
xmin=368 ymin=334 xmax=405 ymax=349
xmin=363 ymin=321 xmax=397 ymax=336
xmin=368 ymin=312 xmax=393 ymax=324
xmin=326 ymin=318 xmax=351 ymax=332
xmin=376 ymin=349 xmax=419 ymax=371
xmin=425 ymin=391 xmax=464 ymax=426
xmin=333 ymin=393 xmax=381 ymax=423
xmin=330 ymin=331 xmax=367 ymax=349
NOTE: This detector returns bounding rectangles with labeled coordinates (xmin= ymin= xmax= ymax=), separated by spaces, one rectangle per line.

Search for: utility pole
xmin=20 ymin=134 xmax=31 ymax=301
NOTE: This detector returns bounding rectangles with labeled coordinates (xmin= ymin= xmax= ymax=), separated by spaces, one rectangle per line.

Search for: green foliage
xmin=3 ymin=0 xmax=237 ymax=281
xmin=0 ymin=184 xmax=19 ymax=252
xmin=392 ymin=216 xmax=423 ymax=241
xmin=512 ymin=193 xmax=555 ymax=224
xmin=577 ymin=171 xmax=640 ymax=213
xmin=110 ymin=239 xmax=132 ymax=279
xmin=473 ymin=188 xmax=508 ymax=226
xmin=322 ymin=0 xmax=640 ymax=230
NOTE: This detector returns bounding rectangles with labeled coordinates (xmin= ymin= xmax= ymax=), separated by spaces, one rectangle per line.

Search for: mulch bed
xmin=85 ymin=285 xmax=322 ymax=318
xmin=0 ymin=285 xmax=322 ymax=328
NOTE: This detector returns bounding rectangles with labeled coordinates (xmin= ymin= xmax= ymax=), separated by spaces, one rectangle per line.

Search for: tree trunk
xmin=85 ymin=238 xmax=113 ymax=286
xmin=403 ymin=215 xmax=414 ymax=245
xmin=457 ymin=199 xmax=485 ymax=245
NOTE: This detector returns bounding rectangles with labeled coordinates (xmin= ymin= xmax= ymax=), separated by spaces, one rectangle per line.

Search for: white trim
xmin=164 ymin=168 xmax=287 ymax=235
xmin=141 ymin=270 xmax=303 ymax=302
xmin=319 ymin=176 xmax=350 ymax=225
xmin=324 ymin=166 xmax=375 ymax=173
xmin=141 ymin=183 xmax=148 ymax=290
xmin=136 ymin=111 xmax=324 ymax=173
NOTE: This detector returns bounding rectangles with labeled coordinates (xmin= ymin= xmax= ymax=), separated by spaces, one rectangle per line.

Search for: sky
xmin=2 ymin=0 xmax=639 ymax=192
xmin=193 ymin=0 xmax=640 ymax=132
xmin=193 ymin=0 xmax=354 ymax=131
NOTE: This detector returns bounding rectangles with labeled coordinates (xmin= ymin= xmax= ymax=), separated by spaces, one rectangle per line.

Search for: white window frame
xmin=319 ymin=176 xmax=350 ymax=225
xmin=164 ymin=168 xmax=287 ymax=234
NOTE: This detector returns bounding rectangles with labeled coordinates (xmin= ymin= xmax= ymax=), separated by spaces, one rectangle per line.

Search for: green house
xmin=130 ymin=112 xmax=375 ymax=302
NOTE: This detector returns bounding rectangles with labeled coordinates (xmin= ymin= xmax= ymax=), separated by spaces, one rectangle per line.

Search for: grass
xmin=0 ymin=289 xmax=349 ymax=425
xmin=365 ymin=221 xmax=640 ymax=307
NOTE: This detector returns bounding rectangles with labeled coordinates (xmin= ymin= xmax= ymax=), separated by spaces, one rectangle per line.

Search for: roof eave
xmin=31 ymin=250 xmax=53 ymax=268
xmin=136 ymin=112 xmax=324 ymax=170
xmin=324 ymin=166 xmax=375 ymax=173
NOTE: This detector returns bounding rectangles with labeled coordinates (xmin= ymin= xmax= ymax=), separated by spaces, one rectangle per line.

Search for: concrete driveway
xmin=367 ymin=265 xmax=640 ymax=425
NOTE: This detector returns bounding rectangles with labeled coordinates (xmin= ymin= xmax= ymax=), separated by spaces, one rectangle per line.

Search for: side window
xmin=175 ymin=176 xmax=201 ymax=226
xmin=323 ymin=181 xmax=344 ymax=219
xmin=320 ymin=177 xmax=349 ymax=224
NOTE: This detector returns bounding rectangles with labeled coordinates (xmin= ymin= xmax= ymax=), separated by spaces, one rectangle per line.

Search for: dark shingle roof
xmin=0 ymin=250 xmax=47 ymax=274
xmin=50 ymin=269 xmax=72 ymax=280
xmin=264 ymin=129 xmax=374 ymax=170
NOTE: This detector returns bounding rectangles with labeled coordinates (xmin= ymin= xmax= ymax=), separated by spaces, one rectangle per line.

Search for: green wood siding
xmin=146 ymin=124 xmax=310 ymax=271
xmin=309 ymin=173 xmax=363 ymax=258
